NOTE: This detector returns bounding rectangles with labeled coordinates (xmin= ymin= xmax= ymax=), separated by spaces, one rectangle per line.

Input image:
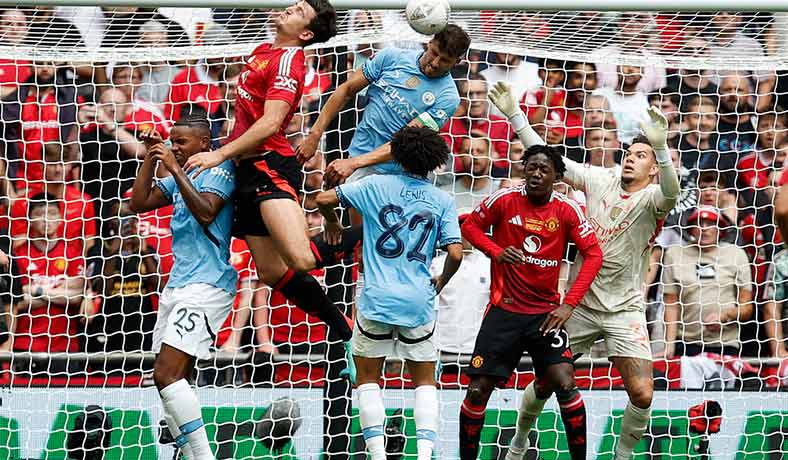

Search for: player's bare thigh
xmin=245 ymin=234 xmax=289 ymax=286
xmin=258 ymin=199 xmax=316 ymax=272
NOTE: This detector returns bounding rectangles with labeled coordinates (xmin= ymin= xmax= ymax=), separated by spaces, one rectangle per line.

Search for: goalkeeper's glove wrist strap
xmin=510 ymin=112 xmax=527 ymax=133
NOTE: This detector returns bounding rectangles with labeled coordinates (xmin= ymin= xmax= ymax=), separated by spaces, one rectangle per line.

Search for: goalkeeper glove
xmin=488 ymin=81 xmax=544 ymax=147
xmin=640 ymin=106 xmax=671 ymax=165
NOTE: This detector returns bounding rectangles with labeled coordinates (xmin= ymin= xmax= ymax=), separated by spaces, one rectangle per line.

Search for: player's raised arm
xmin=185 ymin=99 xmax=292 ymax=176
xmin=129 ymin=129 xmax=172 ymax=214
xmin=297 ymin=69 xmax=371 ymax=163
xmin=641 ymin=106 xmax=680 ymax=210
xmin=488 ymin=81 xmax=586 ymax=188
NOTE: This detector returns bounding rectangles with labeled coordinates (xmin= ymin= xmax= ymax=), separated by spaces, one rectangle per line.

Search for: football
xmin=405 ymin=0 xmax=451 ymax=35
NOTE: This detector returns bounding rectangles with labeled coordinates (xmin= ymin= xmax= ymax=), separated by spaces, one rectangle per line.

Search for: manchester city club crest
xmin=422 ymin=91 xmax=435 ymax=105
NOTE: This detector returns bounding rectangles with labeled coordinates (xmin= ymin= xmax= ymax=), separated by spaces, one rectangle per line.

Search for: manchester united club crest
xmin=54 ymin=258 xmax=66 ymax=272
xmin=471 ymin=355 xmax=484 ymax=368
xmin=405 ymin=76 xmax=421 ymax=89
xmin=250 ymin=58 xmax=269 ymax=72
xmin=545 ymin=217 xmax=560 ymax=232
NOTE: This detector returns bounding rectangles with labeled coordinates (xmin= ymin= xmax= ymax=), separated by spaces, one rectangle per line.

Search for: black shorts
xmin=466 ymin=306 xmax=574 ymax=382
xmin=233 ymin=152 xmax=303 ymax=237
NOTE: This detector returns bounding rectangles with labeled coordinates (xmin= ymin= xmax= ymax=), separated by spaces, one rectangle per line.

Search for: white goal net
xmin=0 ymin=5 xmax=787 ymax=460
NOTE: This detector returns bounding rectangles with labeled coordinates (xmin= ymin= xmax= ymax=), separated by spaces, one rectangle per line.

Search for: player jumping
xmin=316 ymin=126 xmax=464 ymax=460
xmin=459 ymin=145 xmax=603 ymax=460
xmin=489 ymin=81 xmax=680 ymax=460
xmin=130 ymin=111 xmax=235 ymax=460
xmin=183 ymin=1 xmax=358 ymax=380
xmin=296 ymin=24 xmax=471 ymax=184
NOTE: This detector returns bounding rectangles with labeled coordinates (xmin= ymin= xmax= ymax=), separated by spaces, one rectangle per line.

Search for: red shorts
xmin=232 ymin=152 xmax=303 ymax=237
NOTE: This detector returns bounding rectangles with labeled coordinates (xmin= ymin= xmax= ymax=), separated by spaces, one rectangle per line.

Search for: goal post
xmin=1 ymin=2 xmax=788 ymax=460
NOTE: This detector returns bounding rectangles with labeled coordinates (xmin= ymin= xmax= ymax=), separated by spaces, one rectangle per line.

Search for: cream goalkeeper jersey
xmin=566 ymin=161 xmax=676 ymax=313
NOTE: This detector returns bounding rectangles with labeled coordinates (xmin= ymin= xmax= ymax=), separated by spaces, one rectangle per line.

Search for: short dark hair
xmin=175 ymin=104 xmax=211 ymax=136
xmin=522 ymin=145 xmax=566 ymax=178
xmin=305 ymin=0 xmax=338 ymax=46
xmin=630 ymin=134 xmax=653 ymax=148
xmin=28 ymin=192 xmax=58 ymax=218
xmin=648 ymin=87 xmax=680 ymax=108
xmin=432 ymin=24 xmax=471 ymax=59
xmin=390 ymin=126 xmax=450 ymax=177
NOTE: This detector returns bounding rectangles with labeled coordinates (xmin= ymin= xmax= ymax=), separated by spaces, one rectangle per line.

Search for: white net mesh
xmin=0 ymin=5 xmax=787 ymax=460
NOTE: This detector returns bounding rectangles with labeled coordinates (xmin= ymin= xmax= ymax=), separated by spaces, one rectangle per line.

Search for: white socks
xmin=164 ymin=411 xmax=194 ymax=459
xmin=414 ymin=385 xmax=438 ymax=460
xmin=510 ymin=381 xmax=548 ymax=451
xmin=358 ymin=383 xmax=386 ymax=460
xmin=615 ymin=402 xmax=651 ymax=460
xmin=160 ymin=379 xmax=212 ymax=460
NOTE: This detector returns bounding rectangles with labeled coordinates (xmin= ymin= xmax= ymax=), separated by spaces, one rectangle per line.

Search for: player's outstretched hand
xmin=324 ymin=158 xmax=355 ymax=187
xmin=185 ymin=150 xmax=224 ymax=178
xmin=139 ymin=128 xmax=163 ymax=147
xmin=496 ymin=246 xmax=526 ymax=265
xmin=296 ymin=133 xmax=319 ymax=164
xmin=323 ymin=220 xmax=343 ymax=246
xmin=149 ymin=143 xmax=179 ymax=173
xmin=539 ymin=304 xmax=574 ymax=335
xmin=640 ymin=106 xmax=669 ymax=151
xmin=488 ymin=81 xmax=520 ymax=119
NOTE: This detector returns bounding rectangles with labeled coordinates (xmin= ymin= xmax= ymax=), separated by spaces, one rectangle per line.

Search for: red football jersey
xmin=462 ymin=187 xmax=603 ymax=314
xmin=737 ymin=151 xmax=772 ymax=190
xmin=229 ymin=43 xmax=306 ymax=156
xmin=13 ymin=240 xmax=84 ymax=352
xmin=10 ymin=185 xmax=97 ymax=254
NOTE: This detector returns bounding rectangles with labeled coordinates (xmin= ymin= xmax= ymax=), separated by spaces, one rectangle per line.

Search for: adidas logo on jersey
xmin=508 ymin=215 xmax=523 ymax=226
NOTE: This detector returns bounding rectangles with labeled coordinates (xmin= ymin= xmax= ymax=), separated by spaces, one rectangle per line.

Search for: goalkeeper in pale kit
xmin=488 ymin=82 xmax=680 ymax=460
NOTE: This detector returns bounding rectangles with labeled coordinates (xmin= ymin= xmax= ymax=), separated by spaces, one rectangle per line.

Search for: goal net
xmin=0 ymin=5 xmax=787 ymax=460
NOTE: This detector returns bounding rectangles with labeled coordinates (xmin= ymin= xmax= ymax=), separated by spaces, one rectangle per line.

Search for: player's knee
xmin=533 ymin=378 xmax=554 ymax=399
xmin=628 ymin=381 xmax=653 ymax=409
xmin=285 ymin=251 xmax=316 ymax=274
xmin=466 ymin=381 xmax=493 ymax=406
xmin=153 ymin=361 xmax=181 ymax=391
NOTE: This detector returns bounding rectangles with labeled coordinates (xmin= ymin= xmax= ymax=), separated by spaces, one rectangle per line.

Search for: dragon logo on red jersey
xmin=523 ymin=235 xmax=542 ymax=253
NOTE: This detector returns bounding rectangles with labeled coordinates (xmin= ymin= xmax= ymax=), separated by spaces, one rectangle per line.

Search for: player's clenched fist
xmin=495 ymin=246 xmax=526 ymax=265
xmin=539 ymin=304 xmax=574 ymax=335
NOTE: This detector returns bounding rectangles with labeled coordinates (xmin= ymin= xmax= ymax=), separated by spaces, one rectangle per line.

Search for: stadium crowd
xmin=0 ymin=8 xmax=787 ymax=387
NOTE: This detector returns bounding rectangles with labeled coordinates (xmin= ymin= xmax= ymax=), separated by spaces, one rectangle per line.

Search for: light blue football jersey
xmin=336 ymin=173 xmax=461 ymax=327
xmin=350 ymin=47 xmax=460 ymax=174
xmin=157 ymin=161 xmax=238 ymax=295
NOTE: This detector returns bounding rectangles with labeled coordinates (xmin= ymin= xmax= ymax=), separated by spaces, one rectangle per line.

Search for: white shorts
xmin=352 ymin=312 xmax=437 ymax=362
xmin=153 ymin=283 xmax=234 ymax=360
xmin=565 ymin=305 xmax=652 ymax=361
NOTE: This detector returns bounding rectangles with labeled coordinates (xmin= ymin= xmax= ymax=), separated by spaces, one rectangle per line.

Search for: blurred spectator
xmin=480 ymin=53 xmax=540 ymax=117
xmin=584 ymin=127 xmax=622 ymax=172
xmin=1 ymin=62 xmax=79 ymax=189
xmin=304 ymin=51 xmax=332 ymax=106
xmin=767 ymin=13 xmax=788 ymax=111
xmin=135 ymin=20 xmax=183 ymax=104
xmin=79 ymin=87 xmax=144 ymax=221
xmin=762 ymin=248 xmax=788 ymax=357
xmin=0 ymin=10 xmax=32 ymax=99
xmin=522 ymin=61 xmax=596 ymax=146
xmin=666 ymin=37 xmax=718 ymax=112
xmin=5 ymin=196 xmax=85 ymax=356
xmin=662 ymin=206 xmax=754 ymax=357
xmin=131 ymin=192 xmax=174 ymax=283
xmin=10 ymin=143 xmax=97 ymax=256
xmin=217 ymin=238 xmax=259 ymax=353
xmin=595 ymin=13 xmax=666 ymax=94
xmin=696 ymin=169 xmax=738 ymax=225
xmin=593 ymin=65 xmax=650 ymax=144
xmin=431 ymin=237 xmax=489 ymax=355
xmin=583 ymin=93 xmax=615 ymax=129
xmin=707 ymin=12 xmax=775 ymax=113
xmin=25 ymin=7 xmax=83 ymax=48
xmin=492 ymin=138 xmax=525 ymax=179
xmin=441 ymin=134 xmax=500 ymax=210
xmin=715 ymin=72 xmax=757 ymax=157
xmin=0 ymin=157 xmax=18 ymax=252
xmin=520 ymin=58 xmax=564 ymax=138
xmin=736 ymin=111 xmax=787 ymax=203
xmin=213 ymin=8 xmax=275 ymax=43
xmin=111 ymin=63 xmax=171 ymax=139
xmin=441 ymin=75 xmax=513 ymax=171
xmin=85 ymin=211 xmax=157 ymax=366
xmin=165 ymin=24 xmax=233 ymax=141
xmin=678 ymin=95 xmax=718 ymax=171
